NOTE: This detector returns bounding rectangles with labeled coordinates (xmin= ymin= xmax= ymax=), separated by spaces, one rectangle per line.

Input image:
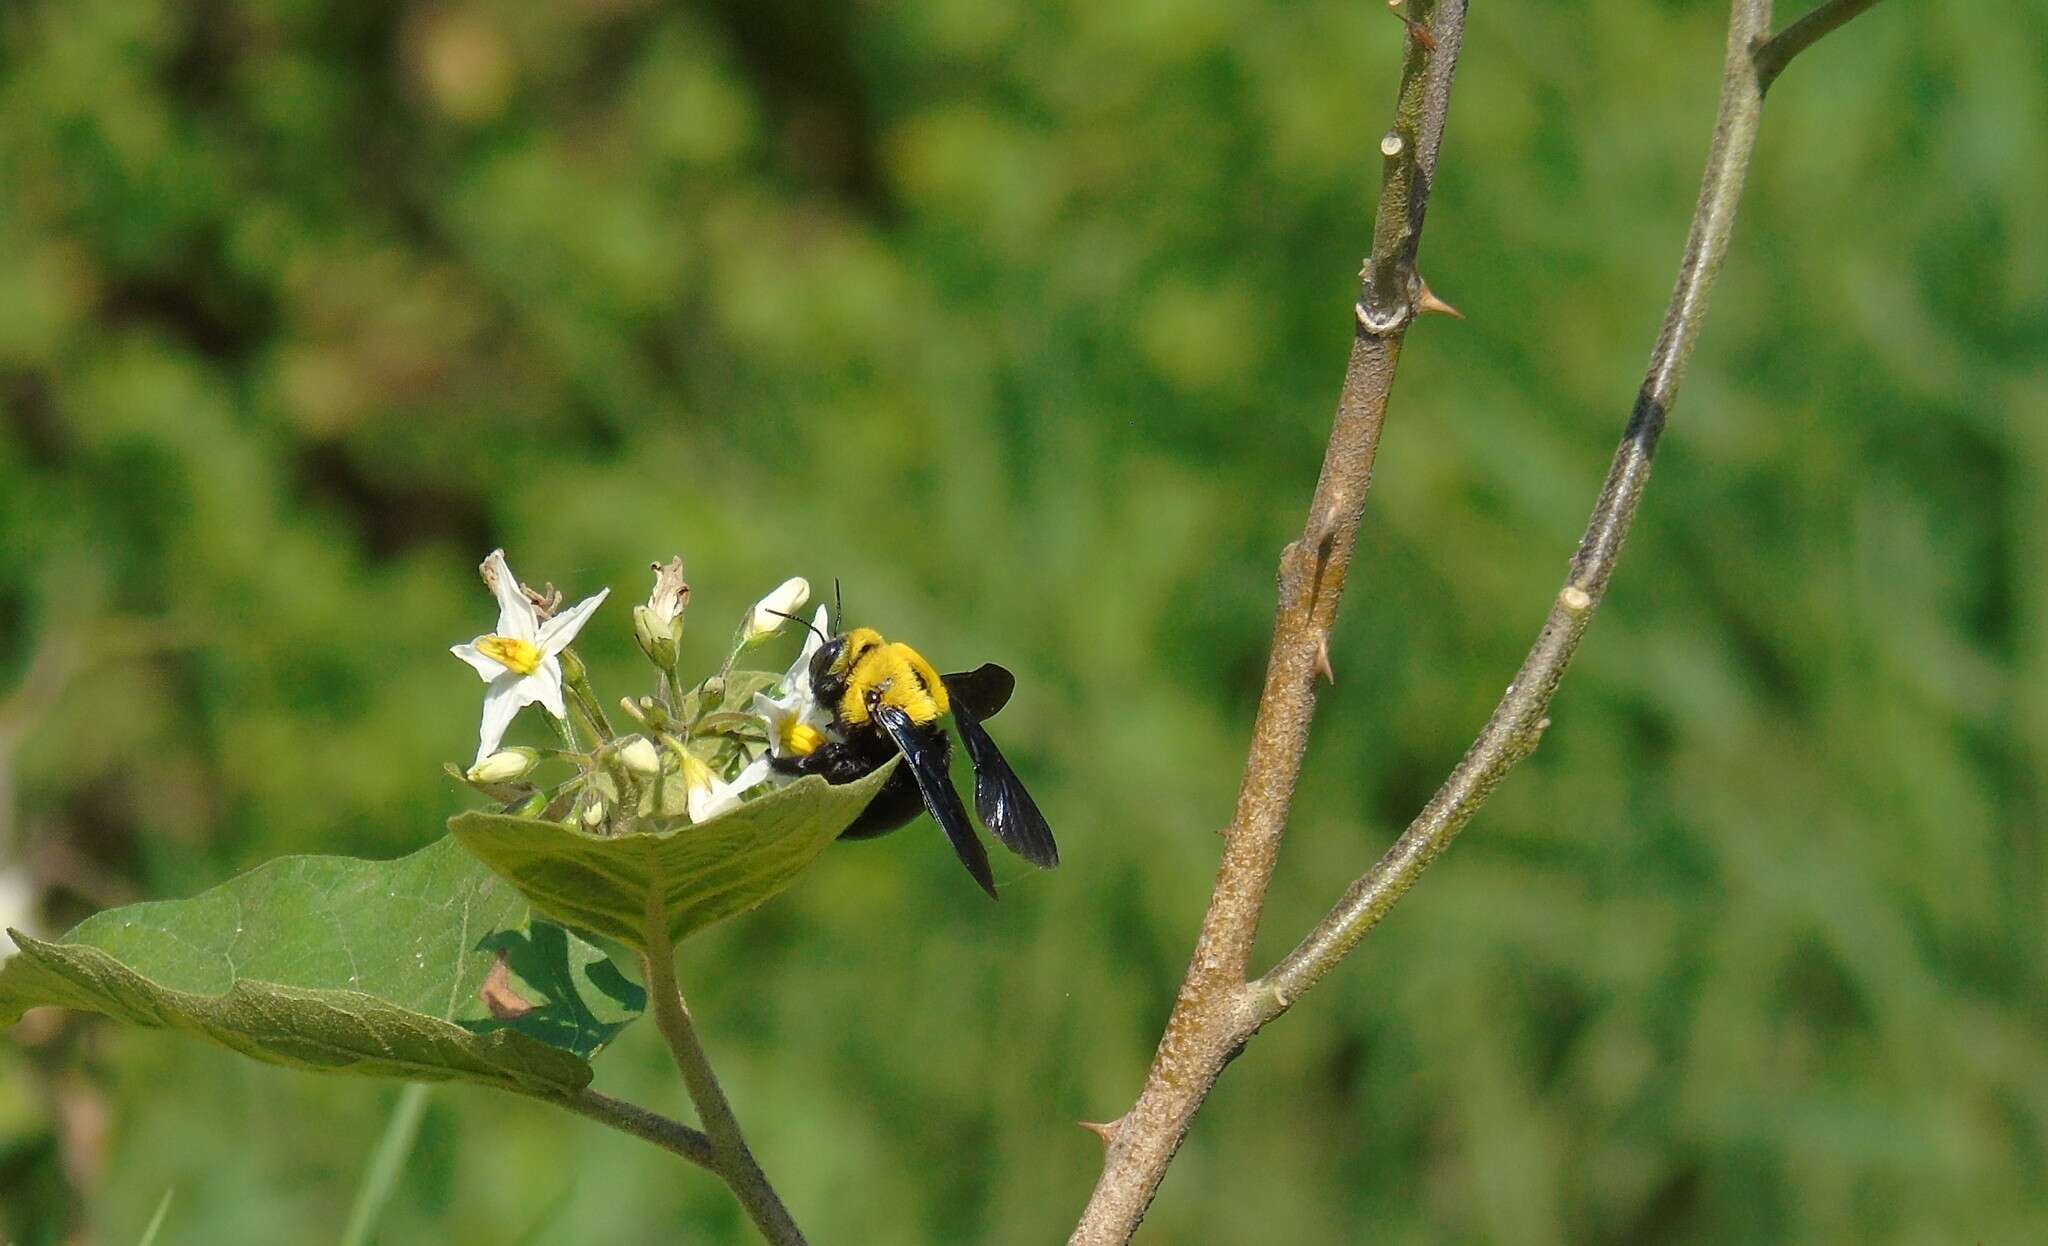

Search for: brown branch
xmin=1255 ymin=0 xmax=1773 ymax=1013
xmin=1258 ymin=0 xmax=1897 ymax=1023
xmin=1755 ymin=0 xmax=1888 ymax=92
xmin=1070 ymin=0 xmax=1897 ymax=1239
xmin=1066 ymin=4 xmax=1467 ymax=1241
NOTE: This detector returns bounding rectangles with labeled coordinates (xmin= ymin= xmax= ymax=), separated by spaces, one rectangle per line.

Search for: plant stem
xmin=1256 ymin=0 xmax=1773 ymax=1008
xmin=1069 ymin=0 xmax=1894 ymax=1240
xmin=137 ymin=1187 xmax=174 ymax=1246
xmin=1258 ymin=0 xmax=1896 ymax=1021
xmin=642 ymin=909 xmax=806 ymax=1245
xmin=339 ymin=1083 xmax=430 ymax=1246
xmin=549 ymin=1086 xmax=717 ymax=1170
xmin=1755 ymin=0 xmax=1886 ymax=91
xmin=562 ymin=652 xmax=615 ymax=743
xmin=1067 ymin=5 xmax=1467 ymax=1241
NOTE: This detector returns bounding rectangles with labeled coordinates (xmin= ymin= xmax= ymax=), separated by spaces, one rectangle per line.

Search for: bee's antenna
xmin=833 ymin=577 xmax=843 ymax=633
xmin=764 ymin=608 xmax=829 ymax=646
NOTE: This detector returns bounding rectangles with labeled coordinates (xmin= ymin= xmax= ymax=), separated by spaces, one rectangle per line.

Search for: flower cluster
xmin=448 ymin=550 xmax=828 ymax=835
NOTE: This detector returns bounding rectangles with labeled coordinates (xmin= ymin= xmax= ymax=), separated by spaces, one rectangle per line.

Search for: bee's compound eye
xmin=810 ymin=638 xmax=845 ymax=697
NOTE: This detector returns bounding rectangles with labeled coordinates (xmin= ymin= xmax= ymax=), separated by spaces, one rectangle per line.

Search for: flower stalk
xmin=642 ymin=902 xmax=807 ymax=1245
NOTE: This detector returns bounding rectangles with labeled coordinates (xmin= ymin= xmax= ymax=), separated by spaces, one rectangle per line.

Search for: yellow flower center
xmin=679 ymin=751 xmax=716 ymax=792
xmin=477 ymin=634 xmax=543 ymax=676
xmin=780 ymin=719 xmax=825 ymax=757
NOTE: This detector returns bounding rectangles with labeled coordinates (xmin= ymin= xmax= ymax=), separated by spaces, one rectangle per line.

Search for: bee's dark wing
xmin=873 ymin=703 xmax=997 ymax=900
xmin=940 ymin=663 xmax=1015 ymax=720
xmin=951 ymin=696 xmax=1059 ymax=869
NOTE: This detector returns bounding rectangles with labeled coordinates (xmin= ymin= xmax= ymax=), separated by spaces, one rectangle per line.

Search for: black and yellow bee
xmin=770 ymin=625 xmax=1058 ymax=898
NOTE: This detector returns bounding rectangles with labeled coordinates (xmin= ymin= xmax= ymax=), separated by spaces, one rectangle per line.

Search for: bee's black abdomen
xmin=841 ymin=727 xmax=946 ymax=839
xmin=840 ymin=764 xmax=928 ymax=839
xmin=780 ymin=725 xmax=941 ymax=842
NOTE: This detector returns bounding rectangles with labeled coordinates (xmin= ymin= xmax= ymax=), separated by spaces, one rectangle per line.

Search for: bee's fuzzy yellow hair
xmin=834 ymin=627 xmax=951 ymax=726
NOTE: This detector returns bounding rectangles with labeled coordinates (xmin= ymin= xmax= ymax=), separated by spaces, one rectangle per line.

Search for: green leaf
xmin=0 ymin=839 xmax=621 ymax=1096
xmin=451 ymin=765 xmax=895 ymax=951
xmin=675 ymin=669 xmax=783 ymax=725
xmin=465 ymin=922 xmax=644 ymax=1058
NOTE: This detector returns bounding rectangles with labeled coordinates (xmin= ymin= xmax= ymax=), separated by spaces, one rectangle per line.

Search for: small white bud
xmin=582 ymin=798 xmax=607 ymax=827
xmin=618 ymin=736 xmax=663 ymax=777
xmin=0 ymin=868 xmax=38 ymax=960
xmin=742 ymin=577 xmax=811 ymax=643
xmin=467 ymin=747 xmax=540 ymax=784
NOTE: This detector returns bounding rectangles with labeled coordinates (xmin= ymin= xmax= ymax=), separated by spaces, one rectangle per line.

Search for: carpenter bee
xmin=769 ymin=620 xmax=1058 ymax=898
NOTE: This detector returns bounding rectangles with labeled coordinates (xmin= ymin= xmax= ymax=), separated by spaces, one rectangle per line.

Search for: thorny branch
xmin=1068 ymin=2 xmax=1466 ymax=1239
xmin=1068 ymin=1 xmax=1895 ymax=1241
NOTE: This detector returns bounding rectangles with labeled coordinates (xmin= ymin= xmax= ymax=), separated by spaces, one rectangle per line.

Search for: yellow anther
xmin=781 ymin=720 xmax=825 ymax=757
xmin=476 ymin=634 xmax=543 ymax=676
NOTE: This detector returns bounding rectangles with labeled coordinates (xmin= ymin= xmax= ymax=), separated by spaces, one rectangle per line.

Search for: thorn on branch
xmin=1314 ymin=634 xmax=1336 ymax=685
xmin=1385 ymin=0 xmax=1437 ymax=51
xmin=1416 ymin=279 xmax=1463 ymax=319
xmin=1079 ymin=1118 xmax=1123 ymax=1147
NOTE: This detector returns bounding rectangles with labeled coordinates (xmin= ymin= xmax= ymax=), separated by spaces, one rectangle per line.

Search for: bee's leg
xmin=774 ymin=740 xmax=872 ymax=784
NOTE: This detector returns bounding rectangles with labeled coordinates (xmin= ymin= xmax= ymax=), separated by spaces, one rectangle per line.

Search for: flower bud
xmin=633 ymin=605 xmax=678 ymax=671
xmin=741 ymin=577 xmax=811 ymax=644
xmin=618 ymin=735 xmax=663 ymax=777
xmin=634 ymin=557 xmax=690 ymax=671
xmin=467 ymin=748 xmax=540 ymax=784
xmin=0 ymin=868 xmax=38 ymax=959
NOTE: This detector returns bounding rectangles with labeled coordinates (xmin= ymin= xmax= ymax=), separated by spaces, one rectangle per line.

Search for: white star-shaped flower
xmin=752 ymin=605 xmax=835 ymax=760
xmin=450 ymin=550 xmax=609 ymax=765
xmin=679 ymin=750 xmax=776 ymax=822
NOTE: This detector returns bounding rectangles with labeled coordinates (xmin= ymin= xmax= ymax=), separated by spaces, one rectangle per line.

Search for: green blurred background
xmin=3 ymin=0 xmax=2043 ymax=1241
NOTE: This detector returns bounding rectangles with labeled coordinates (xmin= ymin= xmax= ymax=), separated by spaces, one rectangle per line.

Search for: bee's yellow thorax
xmin=836 ymin=628 xmax=950 ymax=727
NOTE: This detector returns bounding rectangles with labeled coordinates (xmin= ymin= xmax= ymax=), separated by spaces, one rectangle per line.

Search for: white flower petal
xmin=529 ymin=657 xmax=569 ymax=719
xmin=743 ymin=576 xmax=811 ymax=642
xmin=687 ymin=773 xmax=736 ymax=822
xmin=451 ymin=640 xmax=508 ymax=681
xmin=476 ymin=675 xmax=528 ymax=764
xmin=538 ymin=587 xmax=610 ymax=655
xmin=774 ymin=604 xmax=835 ymax=695
xmin=483 ymin=550 xmax=541 ymax=641
xmin=729 ymin=753 xmax=776 ymax=796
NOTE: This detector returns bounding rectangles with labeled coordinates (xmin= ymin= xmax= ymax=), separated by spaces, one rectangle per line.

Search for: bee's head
xmin=809 ymin=635 xmax=850 ymax=707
